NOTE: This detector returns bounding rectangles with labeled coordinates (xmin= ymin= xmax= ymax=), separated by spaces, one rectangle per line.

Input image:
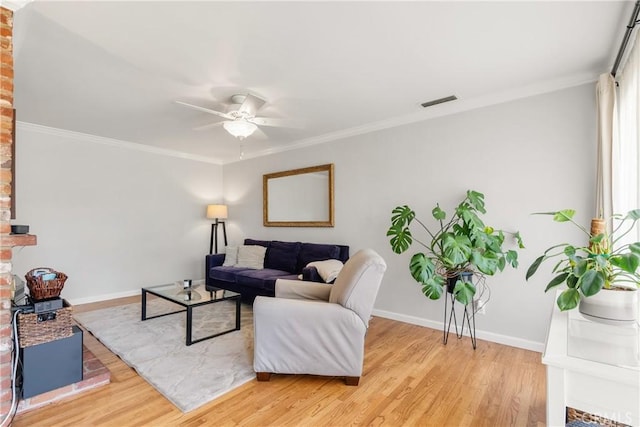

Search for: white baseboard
xmin=68 ymin=289 xmax=140 ymax=306
xmin=371 ymin=308 xmax=544 ymax=353
xmin=68 ymin=292 xmax=544 ymax=352
xmin=67 ymin=280 xmax=207 ymax=306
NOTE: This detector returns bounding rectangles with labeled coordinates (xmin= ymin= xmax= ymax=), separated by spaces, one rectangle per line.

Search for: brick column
xmin=0 ymin=6 xmax=13 ymax=420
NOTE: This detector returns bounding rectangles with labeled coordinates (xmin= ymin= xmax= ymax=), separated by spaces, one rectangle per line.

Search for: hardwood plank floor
xmin=13 ymin=297 xmax=546 ymax=426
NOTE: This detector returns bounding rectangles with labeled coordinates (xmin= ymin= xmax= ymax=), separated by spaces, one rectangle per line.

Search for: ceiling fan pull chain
xmin=239 ymin=143 xmax=244 ymax=160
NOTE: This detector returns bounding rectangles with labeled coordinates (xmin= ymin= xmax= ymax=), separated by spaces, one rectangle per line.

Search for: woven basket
xmin=17 ymin=300 xmax=73 ymax=348
xmin=567 ymin=407 xmax=631 ymax=427
xmin=25 ymin=268 xmax=68 ymax=300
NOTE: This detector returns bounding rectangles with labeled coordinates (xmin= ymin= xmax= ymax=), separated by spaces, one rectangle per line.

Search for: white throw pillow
xmin=236 ymin=245 xmax=267 ymax=269
xmin=222 ymin=245 xmax=238 ymax=267
xmin=306 ymin=259 xmax=344 ymax=283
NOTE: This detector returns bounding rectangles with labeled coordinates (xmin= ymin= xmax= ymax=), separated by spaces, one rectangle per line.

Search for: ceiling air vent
xmin=421 ymin=95 xmax=457 ymax=108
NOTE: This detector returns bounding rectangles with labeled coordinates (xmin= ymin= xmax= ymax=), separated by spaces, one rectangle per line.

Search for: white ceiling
xmin=12 ymin=1 xmax=634 ymax=164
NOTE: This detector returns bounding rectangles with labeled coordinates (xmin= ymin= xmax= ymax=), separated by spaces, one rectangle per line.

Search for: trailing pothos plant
xmin=526 ymin=209 xmax=640 ymax=311
xmin=387 ymin=190 xmax=524 ymax=306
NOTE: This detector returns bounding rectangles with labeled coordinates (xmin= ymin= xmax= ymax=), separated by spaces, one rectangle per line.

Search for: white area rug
xmin=74 ymin=298 xmax=254 ymax=412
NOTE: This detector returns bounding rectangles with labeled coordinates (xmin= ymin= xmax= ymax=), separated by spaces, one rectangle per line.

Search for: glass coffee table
xmin=141 ymin=283 xmax=241 ymax=346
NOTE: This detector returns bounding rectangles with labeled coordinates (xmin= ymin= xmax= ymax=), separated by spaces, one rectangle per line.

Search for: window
xmin=614 ymin=32 xmax=640 ymax=244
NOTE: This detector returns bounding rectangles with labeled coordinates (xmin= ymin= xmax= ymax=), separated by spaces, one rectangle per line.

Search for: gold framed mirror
xmin=263 ymin=164 xmax=334 ymax=227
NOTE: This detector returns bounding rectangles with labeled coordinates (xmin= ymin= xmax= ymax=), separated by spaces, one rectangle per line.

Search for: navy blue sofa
xmin=205 ymin=239 xmax=350 ymax=302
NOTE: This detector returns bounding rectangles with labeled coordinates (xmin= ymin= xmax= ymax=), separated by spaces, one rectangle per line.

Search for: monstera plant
xmin=387 ymin=190 xmax=524 ymax=305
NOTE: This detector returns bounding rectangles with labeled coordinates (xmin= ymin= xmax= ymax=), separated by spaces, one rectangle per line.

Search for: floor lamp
xmin=207 ymin=204 xmax=228 ymax=254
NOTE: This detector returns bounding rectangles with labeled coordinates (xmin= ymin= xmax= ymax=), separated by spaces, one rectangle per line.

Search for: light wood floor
xmin=13 ymin=296 xmax=546 ymax=427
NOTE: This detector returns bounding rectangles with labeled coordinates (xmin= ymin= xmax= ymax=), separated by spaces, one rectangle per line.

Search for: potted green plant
xmin=526 ymin=209 xmax=640 ymax=320
xmin=387 ymin=190 xmax=524 ymax=306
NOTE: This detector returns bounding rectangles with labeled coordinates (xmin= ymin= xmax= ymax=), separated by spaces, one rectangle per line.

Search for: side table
xmin=542 ymin=292 xmax=639 ymax=426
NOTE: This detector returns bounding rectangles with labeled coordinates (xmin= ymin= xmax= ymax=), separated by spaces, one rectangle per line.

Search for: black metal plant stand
xmin=442 ymin=275 xmax=477 ymax=350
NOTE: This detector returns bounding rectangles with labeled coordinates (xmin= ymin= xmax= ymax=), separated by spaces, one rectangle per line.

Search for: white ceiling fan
xmin=175 ymin=93 xmax=286 ymax=140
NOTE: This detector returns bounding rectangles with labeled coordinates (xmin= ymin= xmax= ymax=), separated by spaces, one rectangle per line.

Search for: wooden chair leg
xmin=344 ymin=376 xmax=360 ymax=386
xmin=256 ymin=372 xmax=272 ymax=382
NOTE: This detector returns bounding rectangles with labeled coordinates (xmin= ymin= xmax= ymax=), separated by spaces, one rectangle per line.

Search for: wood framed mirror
xmin=263 ymin=163 xmax=334 ymax=227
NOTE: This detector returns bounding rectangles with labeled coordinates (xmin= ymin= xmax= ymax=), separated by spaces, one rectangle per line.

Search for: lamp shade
xmin=206 ymin=204 xmax=228 ymax=219
xmin=223 ymin=119 xmax=258 ymax=139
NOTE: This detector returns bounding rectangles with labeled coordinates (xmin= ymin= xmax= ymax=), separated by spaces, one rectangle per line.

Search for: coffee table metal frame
xmin=141 ymin=284 xmax=241 ymax=346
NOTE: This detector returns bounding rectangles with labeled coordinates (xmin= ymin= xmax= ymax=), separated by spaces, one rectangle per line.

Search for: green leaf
xmin=409 ymin=253 xmax=435 ymax=283
xmin=579 ymin=269 xmax=605 ymax=297
xmin=589 ymin=233 xmax=605 ymax=244
xmin=443 ymin=234 xmax=473 ymax=266
xmin=466 ymin=190 xmax=486 ymax=214
xmin=626 ymin=209 xmax=640 ymax=221
xmin=497 ymin=256 xmax=506 ymax=271
xmin=471 ymin=250 xmax=499 ymax=275
xmin=490 ymin=233 xmax=504 ymax=252
xmin=566 ymin=274 xmax=579 ymax=288
xmin=461 ymin=209 xmax=484 ymax=230
xmin=553 ymin=209 xmax=575 ymax=222
xmin=452 ymin=223 xmax=464 ymax=235
xmin=470 ymin=229 xmax=494 ymax=251
xmin=391 ymin=205 xmax=415 ymax=228
xmin=422 ymin=279 xmax=444 ymax=300
xmin=557 ymin=288 xmax=580 ymax=311
xmin=610 ymin=253 xmax=640 ymax=274
xmin=594 ymin=254 xmax=609 ymax=268
xmin=506 ymin=250 xmax=518 ymax=268
xmin=564 ymin=245 xmax=577 ymax=261
xmin=432 ymin=204 xmax=446 ymax=221
xmin=514 ymin=231 xmax=525 ymax=249
xmin=526 ymin=255 xmax=545 ymax=280
xmin=387 ymin=224 xmax=412 ymax=254
xmin=573 ymin=259 xmax=587 ymax=277
xmin=629 ymin=242 xmax=640 ymax=255
xmin=545 ymin=272 xmax=569 ymax=292
xmin=453 ymin=279 xmax=476 ymax=305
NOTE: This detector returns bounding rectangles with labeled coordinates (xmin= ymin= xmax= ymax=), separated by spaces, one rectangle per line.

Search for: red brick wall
xmin=0 ymin=5 xmax=13 ymax=420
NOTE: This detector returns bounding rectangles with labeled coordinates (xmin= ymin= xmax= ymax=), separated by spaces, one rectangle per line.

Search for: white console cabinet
xmin=542 ymin=298 xmax=640 ymax=427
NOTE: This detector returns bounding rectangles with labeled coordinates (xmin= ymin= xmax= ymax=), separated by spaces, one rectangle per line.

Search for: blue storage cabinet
xmin=19 ymin=325 xmax=83 ymax=398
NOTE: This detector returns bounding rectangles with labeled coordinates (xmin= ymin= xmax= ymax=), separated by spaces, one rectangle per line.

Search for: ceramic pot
xmin=579 ymin=286 xmax=639 ymax=325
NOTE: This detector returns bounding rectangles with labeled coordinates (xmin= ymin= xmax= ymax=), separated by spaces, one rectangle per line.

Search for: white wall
xmin=223 ymin=84 xmax=596 ymax=349
xmin=12 ymin=124 xmax=223 ymax=303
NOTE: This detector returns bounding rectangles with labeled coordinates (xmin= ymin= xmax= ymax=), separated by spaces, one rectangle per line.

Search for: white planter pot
xmin=579 ymin=287 xmax=639 ymax=325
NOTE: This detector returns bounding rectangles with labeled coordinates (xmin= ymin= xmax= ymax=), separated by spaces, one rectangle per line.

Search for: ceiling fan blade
xmin=193 ymin=121 xmax=225 ymax=131
xmin=175 ymin=101 xmax=233 ymax=120
xmin=248 ymin=126 xmax=268 ymax=140
xmin=248 ymin=116 xmax=295 ymax=128
xmin=238 ymin=94 xmax=266 ymax=117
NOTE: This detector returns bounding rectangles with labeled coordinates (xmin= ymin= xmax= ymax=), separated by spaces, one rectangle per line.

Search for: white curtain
xmin=595 ymin=73 xmax=616 ymax=222
xmin=614 ymin=29 xmax=640 ymax=244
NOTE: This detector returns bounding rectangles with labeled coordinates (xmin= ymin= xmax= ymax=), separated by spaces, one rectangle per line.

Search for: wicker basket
xmin=17 ymin=299 xmax=73 ymax=348
xmin=25 ymin=268 xmax=68 ymax=300
xmin=567 ymin=407 xmax=631 ymax=427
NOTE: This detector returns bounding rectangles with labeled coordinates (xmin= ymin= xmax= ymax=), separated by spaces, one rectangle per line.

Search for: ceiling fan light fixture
xmin=223 ymin=119 xmax=258 ymax=139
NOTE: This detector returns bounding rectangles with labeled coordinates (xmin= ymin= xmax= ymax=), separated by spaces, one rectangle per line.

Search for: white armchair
xmin=253 ymin=249 xmax=387 ymax=385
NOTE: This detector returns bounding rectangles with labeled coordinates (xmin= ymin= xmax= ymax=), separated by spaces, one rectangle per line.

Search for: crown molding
xmin=17 ymin=122 xmax=223 ymax=165
xmin=16 ymin=70 xmax=598 ymax=167
xmin=226 ymin=71 xmax=599 ymax=164
xmin=2 ymin=0 xmax=32 ymax=12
